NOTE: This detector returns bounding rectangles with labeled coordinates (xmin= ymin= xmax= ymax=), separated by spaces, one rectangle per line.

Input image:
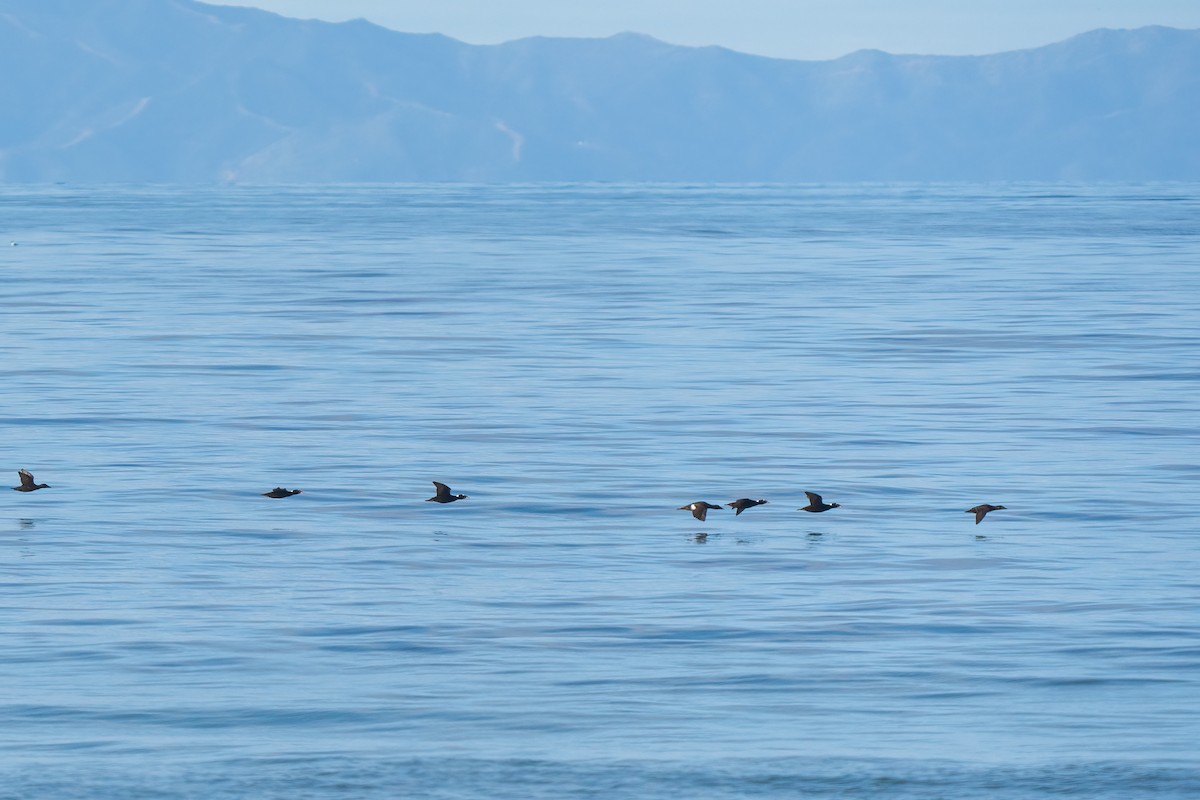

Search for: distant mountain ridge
xmin=1 ymin=0 xmax=1197 ymax=182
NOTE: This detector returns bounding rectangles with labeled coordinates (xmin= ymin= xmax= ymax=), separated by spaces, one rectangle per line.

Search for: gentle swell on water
xmin=1 ymin=185 xmax=1198 ymax=799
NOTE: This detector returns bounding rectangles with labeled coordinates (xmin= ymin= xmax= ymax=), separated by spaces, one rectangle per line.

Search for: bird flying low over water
xmin=727 ymin=498 xmax=768 ymax=515
xmin=966 ymin=504 xmax=1005 ymax=524
xmin=799 ymin=491 xmax=840 ymax=513
xmin=262 ymin=487 xmax=302 ymax=498
xmin=12 ymin=469 xmax=49 ymax=492
xmin=427 ymin=481 xmax=468 ymax=503
xmin=679 ymin=501 xmax=723 ymax=522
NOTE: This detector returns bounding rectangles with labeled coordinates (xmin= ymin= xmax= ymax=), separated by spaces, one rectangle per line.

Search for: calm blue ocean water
xmin=1 ymin=184 xmax=1198 ymax=798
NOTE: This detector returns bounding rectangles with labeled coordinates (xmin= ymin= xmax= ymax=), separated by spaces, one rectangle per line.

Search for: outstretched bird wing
xmin=17 ymin=469 xmax=35 ymax=489
xmin=804 ymin=491 xmax=822 ymax=505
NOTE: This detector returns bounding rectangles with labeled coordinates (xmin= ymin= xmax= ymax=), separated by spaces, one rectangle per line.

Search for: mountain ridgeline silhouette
xmin=1 ymin=0 xmax=1197 ymax=182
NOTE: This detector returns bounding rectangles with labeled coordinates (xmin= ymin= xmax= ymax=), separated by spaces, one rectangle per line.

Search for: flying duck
xmin=12 ymin=469 xmax=49 ymax=492
xmin=678 ymin=501 xmax=723 ymax=522
xmin=966 ymin=504 xmax=1005 ymax=524
xmin=427 ymin=481 xmax=468 ymax=503
xmin=262 ymin=487 xmax=301 ymax=498
xmin=727 ymin=498 xmax=768 ymax=515
xmin=799 ymin=491 xmax=840 ymax=513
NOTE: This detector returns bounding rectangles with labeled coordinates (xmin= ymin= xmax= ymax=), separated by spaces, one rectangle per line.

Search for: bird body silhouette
xmin=679 ymin=501 xmax=723 ymax=522
xmin=727 ymin=498 xmax=768 ymax=515
xmin=799 ymin=491 xmax=840 ymax=513
xmin=262 ymin=487 xmax=301 ymax=498
xmin=427 ymin=481 xmax=468 ymax=503
xmin=12 ymin=470 xmax=49 ymax=492
xmin=966 ymin=504 xmax=1006 ymax=524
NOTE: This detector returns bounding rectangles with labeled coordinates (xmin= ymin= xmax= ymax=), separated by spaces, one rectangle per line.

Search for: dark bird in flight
xmin=12 ymin=470 xmax=49 ymax=494
xmin=12 ymin=469 xmax=49 ymax=492
xmin=727 ymin=498 xmax=768 ymax=516
xmin=427 ymin=481 xmax=468 ymax=503
xmin=966 ymin=504 xmax=1006 ymax=524
xmin=679 ymin=501 xmax=723 ymax=522
xmin=799 ymin=491 xmax=840 ymax=513
xmin=262 ymin=487 xmax=302 ymax=498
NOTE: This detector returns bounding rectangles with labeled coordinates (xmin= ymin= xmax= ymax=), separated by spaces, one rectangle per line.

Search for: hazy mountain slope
xmin=1 ymin=0 xmax=1196 ymax=181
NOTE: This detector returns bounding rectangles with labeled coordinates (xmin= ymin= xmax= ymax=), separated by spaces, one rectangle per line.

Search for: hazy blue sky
xmin=205 ymin=0 xmax=1200 ymax=59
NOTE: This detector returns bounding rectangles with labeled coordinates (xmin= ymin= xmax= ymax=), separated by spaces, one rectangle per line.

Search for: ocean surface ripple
xmin=2 ymin=184 xmax=1198 ymax=799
